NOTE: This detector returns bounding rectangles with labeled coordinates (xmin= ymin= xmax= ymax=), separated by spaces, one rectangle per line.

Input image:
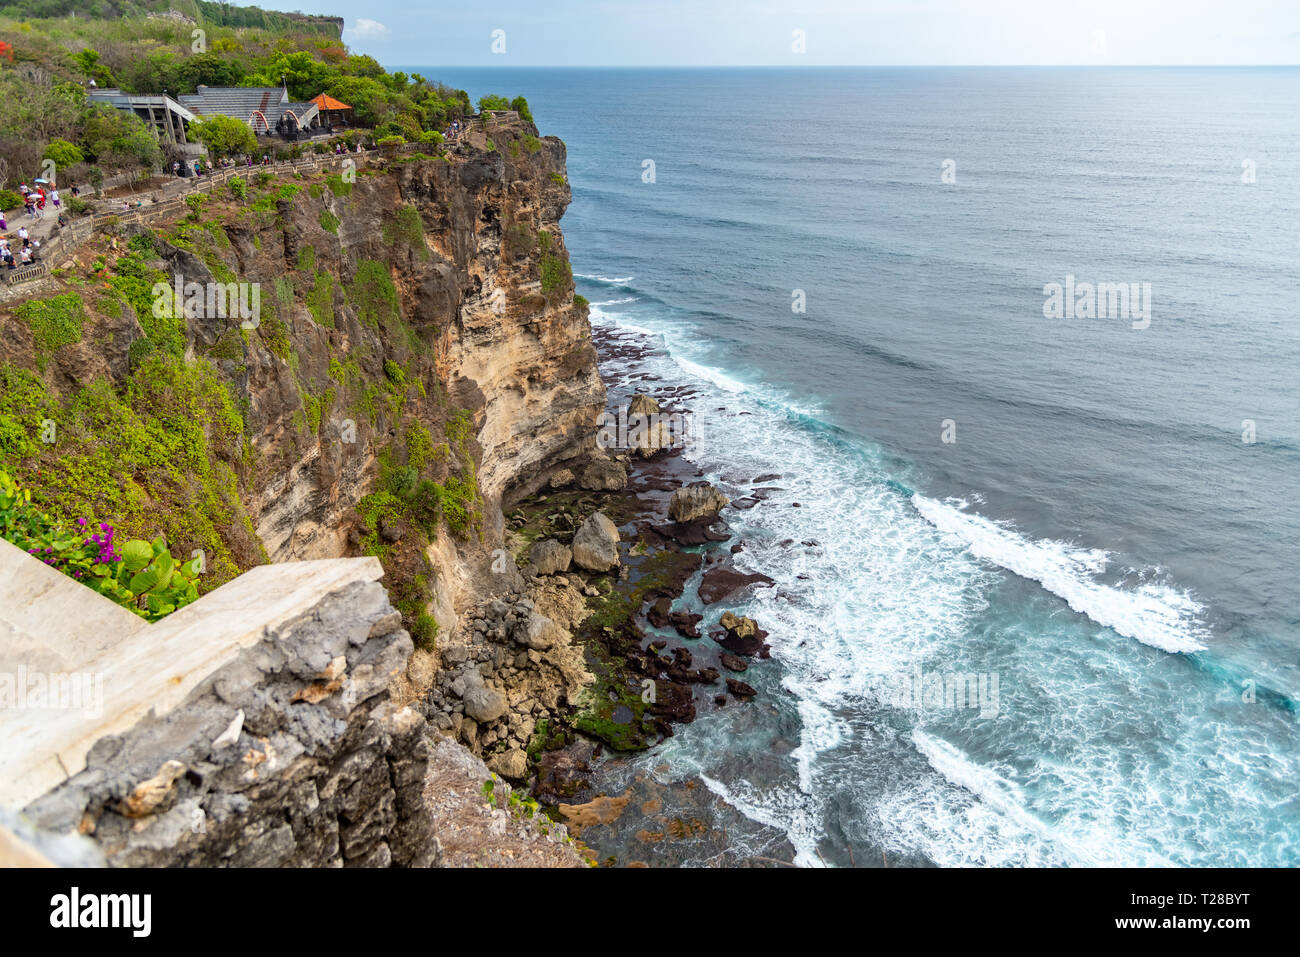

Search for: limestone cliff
xmin=0 ymin=118 xmax=605 ymax=644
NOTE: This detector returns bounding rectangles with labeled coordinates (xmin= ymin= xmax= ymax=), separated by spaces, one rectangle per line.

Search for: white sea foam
xmin=575 ymin=273 xmax=635 ymax=284
xmin=671 ymin=355 xmax=748 ymax=394
xmin=589 ymin=296 xmax=639 ymax=306
xmin=582 ymin=302 xmax=1273 ymax=869
xmin=912 ymin=495 xmax=1208 ymax=653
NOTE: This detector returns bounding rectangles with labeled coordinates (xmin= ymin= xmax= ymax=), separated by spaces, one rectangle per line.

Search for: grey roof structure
xmin=177 ymin=86 xmax=318 ymax=131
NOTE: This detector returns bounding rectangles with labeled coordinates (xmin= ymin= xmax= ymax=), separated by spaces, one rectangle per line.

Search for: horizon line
xmin=385 ymin=63 xmax=1300 ymax=70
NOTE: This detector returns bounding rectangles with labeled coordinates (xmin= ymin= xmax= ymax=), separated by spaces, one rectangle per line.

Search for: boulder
xmin=719 ymin=653 xmax=748 ymax=673
xmin=549 ymin=468 xmax=575 ymax=489
xmin=457 ymin=672 xmax=509 ymax=723
xmin=572 ymin=511 xmax=620 ymax=572
xmin=515 ymin=612 xmax=562 ymax=651
xmin=668 ymin=482 xmax=729 ymax=523
xmin=580 ymin=458 xmax=628 ymax=491
xmin=726 ymin=678 xmax=757 ymax=700
xmin=487 ymin=748 xmax=529 ymax=781
xmin=528 ymin=539 xmax=572 ymax=575
xmin=720 ymin=612 xmax=757 ymax=639
xmin=627 ymin=394 xmax=660 ymax=417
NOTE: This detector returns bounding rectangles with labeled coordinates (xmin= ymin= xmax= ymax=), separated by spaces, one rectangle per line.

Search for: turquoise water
xmin=417 ymin=67 xmax=1300 ymax=866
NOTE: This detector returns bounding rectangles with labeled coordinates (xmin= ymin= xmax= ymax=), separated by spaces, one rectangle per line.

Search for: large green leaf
xmin=129 ymin=567 xmax=159 ymax=594
xmin=120 ymin=539 xmax=153 ymax=572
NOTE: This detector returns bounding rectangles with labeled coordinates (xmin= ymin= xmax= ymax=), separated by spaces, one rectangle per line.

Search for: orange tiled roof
xmin=310 ymin=93 xmax=352 ymax=111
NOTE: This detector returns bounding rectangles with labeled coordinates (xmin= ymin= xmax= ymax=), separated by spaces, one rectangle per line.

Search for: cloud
xmin=350 ymin=19 xmax=390 ymax=39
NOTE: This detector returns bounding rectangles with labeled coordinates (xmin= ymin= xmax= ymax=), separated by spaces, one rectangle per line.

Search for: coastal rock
xmin=549 ymin=468 xmax=575 ymax=489
xmin=514 ymin=612 xmax=562 ymax=651
xmin=627 ymin=394 xmax=661 ymax=417
xmin=726 ymin=678 xmax=757 ymax=700
xmin=460 ymin=676 xmax=509 ymax=724
xmin=647 ymin=597 xmax=672 ymax=628
xmin=572 ymin=511 xmax=621 ymax=572
xmin=668 ymin=482 xmax=729 ymax=523
xmin=719 ymin=653 xmax=748 ymax=673
xmin=580 ymin=458 xmax=628 ymax=491
xmin=668 ymin=611 xmax=702 ymax=639
xmin=720 ymin=612 xmax=757 ymax=638
xmin=528 ymin=539 xmax=572 ymax=575
xmin=698 ymin=567 xmax=775 ymax=604
xmin=487 ymin=748 xmax=529 ymax=781
xmin=535 ymin=740 xmax=595 ymax=804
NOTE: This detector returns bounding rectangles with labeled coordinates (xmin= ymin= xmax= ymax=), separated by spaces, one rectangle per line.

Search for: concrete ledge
xmin=0 ymin=538 xmax=148 ymax=675
xmin=0 ymin=552 xmax=384 ymax=809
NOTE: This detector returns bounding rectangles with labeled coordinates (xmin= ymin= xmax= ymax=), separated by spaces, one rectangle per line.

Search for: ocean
xmin=412 ymin=66 xmax=1300 ymax=866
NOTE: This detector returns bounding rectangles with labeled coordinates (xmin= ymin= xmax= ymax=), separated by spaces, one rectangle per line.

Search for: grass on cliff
xmin=0 ymin=355 xmax=260 ymax=588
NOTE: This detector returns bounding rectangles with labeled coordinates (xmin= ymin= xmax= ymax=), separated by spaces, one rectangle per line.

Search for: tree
xmin=189 ymin=114 xmax=257 ymax=159
xmin=43 ymin=139 xmax=85 ymax=170
xmin=510 ymin=96 xmax=534 ymax=123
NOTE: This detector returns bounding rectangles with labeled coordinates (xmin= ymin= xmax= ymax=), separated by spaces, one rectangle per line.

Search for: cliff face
xmin=0 ymin=120 xmax=604 ymax=640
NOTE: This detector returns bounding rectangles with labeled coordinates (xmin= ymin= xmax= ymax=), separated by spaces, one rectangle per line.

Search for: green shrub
xmin=0 ymin=469 xmax=201 ymax=622
xmin=0 ymin=189 xmax=25 ymax=212
xmin=14 ymin=294 xmax=87 ymax=371
xmin=411 ymin=612 xmax=438 ymax=649
xmin=319 ymin=209 xmax=340 ymax=234
xmin=325 ymin=173 xmax=353 ymax=197
xmin=540 ymin=253 xmax=572 ymax=296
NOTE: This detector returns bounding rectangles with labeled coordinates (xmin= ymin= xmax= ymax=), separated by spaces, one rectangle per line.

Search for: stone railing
xmin=0 ymin=538 xmax=437 ymax=867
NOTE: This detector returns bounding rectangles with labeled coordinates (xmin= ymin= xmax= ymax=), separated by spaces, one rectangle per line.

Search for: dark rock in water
xmin=672 ymin=647 xmax=694 ymax=668
xmin=730 ymin=497 xmax=761 ymax=510
xmin=714 ymin=695 xmax=729 ymax=707
xmin=801 ymin=539 xmax=820 ymax=547
xmin=535 ymin=740 xmax=596 ymax=804
xmin=730 ymin=542 xmax=744 ymax=554
xmin=698 ymin=566 xmax=775 ymax=604
xmin=719 ymin=653 xmax=748 ymax=673
xmin=791 ymin=502 xmax=801 ymax=508
xmin=648 ymin=639 xmax=668 ymax=653
xmin=668 ymin=610 xmax=702 ymax=639
xmin=714 ymin=627 xmax=770 ymax=657
xmin=650 ymin=681 xmax=697 ymax=722
xmin=647 ymin=597 xmax=672 ymax=628
xmin=666 ymin=662 xmax=694 ymax=683
xmin=696 ymin=667 xmax=720 ymax=684
xmin=752 ymin=473 xmax=782 ymax=484
xmin=648 ymin=520 xmax=731 ymax=547
xmin=726 ymin=679 xmax=757 ymax=700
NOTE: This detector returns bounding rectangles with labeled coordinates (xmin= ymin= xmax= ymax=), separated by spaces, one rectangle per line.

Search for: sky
xmin=260 ymin=0 xmax=1300 ymax=66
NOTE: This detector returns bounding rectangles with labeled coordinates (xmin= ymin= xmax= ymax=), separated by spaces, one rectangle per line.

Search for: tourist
xmin=50 ymin=189 xmax=60 ymax=209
